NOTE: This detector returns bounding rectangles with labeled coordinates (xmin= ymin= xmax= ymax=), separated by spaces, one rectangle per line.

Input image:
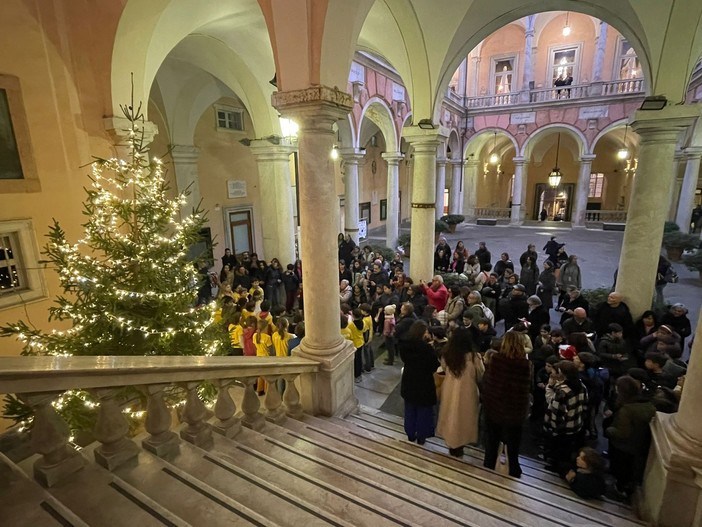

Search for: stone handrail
xmin=475 ymin=207 xmax=511 ymax=219
xmin=585 ymin=210 xmax=628 ymax=222
xmin=465 ymin=92 xmax=519 ymax=108
xmin=601 ymin=78 xmax=644 ymax=96
xmin=529 ymin=84 xmax=589 ymax=102
xmin=0 ymin=355 xmax=319 ymax=486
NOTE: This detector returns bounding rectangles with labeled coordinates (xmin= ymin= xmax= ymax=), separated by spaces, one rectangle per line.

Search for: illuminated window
xmin=0 ymin=220 xmax=46 ymax=309
xmin=550 ymin=47 xmax=578 ymax=85
xmin=493 ymin=58 xmax=515 ymax=94
xmin=588 ymin=173 xmax=605 ymax=198
xmin=616 ymin=39 xmax=641 ymax=80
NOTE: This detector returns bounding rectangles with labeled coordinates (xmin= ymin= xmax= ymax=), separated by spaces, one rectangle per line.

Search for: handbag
xmin=433 ymin=370 xmax=445 ymax=401
xmin=495 ymin=442 xmax=510 ymax=475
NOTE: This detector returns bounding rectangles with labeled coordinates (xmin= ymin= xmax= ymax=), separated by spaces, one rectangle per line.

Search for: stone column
xmin=642 ymin=310 xmax=702 ymax=527
xmin=339 ymin=148 xmax=365 ymax=245
xmin=449 ymin=160 xmax=463 ymax=214
xmin=572 ymin=155 xmax=596 ymax=228
xmin=169 ymin=145 xmax=201 ymax=218
xmin=463 ymin=159 xmax=480 ymax=220
xmin=457 ymin=59 xmax=467 ymax=96
xmin=471 ymin=57 xmax=481 ymax=97
xmin=615 ymin=106 xmax=700 ymax=318
xmin=592 ymin=22 xmax=608 ymax=82
xmin=249 ymin=141 xmax=297 ymax=265
xmin=404 ymin=126 xmax=449 ymax=282
xmin=675 ymin=148 xmax=702 ymax=232
xmin=381 ymin=152 xmax=403 ymax=247
xmin=272 ymin=86 xmax=357 ymax=417
xmin=510 ymin=157 xmax=527 ymax=225
xmin=520 ymin=16 xmax=535 ymax=102
xmin=435 ymin=157 xmax=447 ymax=219
xmin=668 ymin=152 xmax=685 ymax=222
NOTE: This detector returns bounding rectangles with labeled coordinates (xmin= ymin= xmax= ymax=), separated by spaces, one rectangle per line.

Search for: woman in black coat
xmin=400 ymin=320 xmax=440 ymax=444
xmin=482 ymin=331 xmax=532 ymax=478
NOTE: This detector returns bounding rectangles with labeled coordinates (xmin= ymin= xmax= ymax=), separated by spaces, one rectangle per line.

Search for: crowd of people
xmin=201 ymin=233 xmax=693 ymax=503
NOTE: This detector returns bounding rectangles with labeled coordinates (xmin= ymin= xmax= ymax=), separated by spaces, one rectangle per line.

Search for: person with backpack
xmin=465 ymin=291 xmax=495 ymax=327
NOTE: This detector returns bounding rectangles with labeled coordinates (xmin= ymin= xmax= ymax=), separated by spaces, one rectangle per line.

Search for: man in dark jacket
xmin=558 ymin=287 xmax=589 ymax=324
xmin=407 ymin=285 xmax=428 ymax=317
xmin=475 ymin=241 xmax=492 ymax=267
xmin=526 ymin=295 xmax=550 ymax=343
xmin=592 ymin=292 xmax=633 ymax=339
xmin=561 ymin=307 xmax=593 ymax=338
xmin=519 ymin=244 xmax=538 ymax=268
xmin=500 ymin=284 xmax=529 ymax=330
xmin=395 ymin=302 xmax=418 ymax=344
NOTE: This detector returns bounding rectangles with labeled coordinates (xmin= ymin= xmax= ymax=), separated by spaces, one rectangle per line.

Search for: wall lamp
xmin=417 ymin=119 xmax=435 ymax=130
xmin=640 ymin=95 xmax=667 ymax=111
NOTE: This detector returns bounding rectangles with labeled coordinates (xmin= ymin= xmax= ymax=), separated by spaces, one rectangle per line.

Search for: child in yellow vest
xmin=360 ymin=303 xmax=374 ymax=372
xmin=348 ymin=308 xmax=365 ymax=383
xmin=258 ymin=300 xmax=275 ymax=335
xmin=253 ymin=318 xmax=272 ymax=394
xmin=272 ymin=318 xmax=294 ymax=357
xmin=227 ymin=312 xmax=244 ymax=356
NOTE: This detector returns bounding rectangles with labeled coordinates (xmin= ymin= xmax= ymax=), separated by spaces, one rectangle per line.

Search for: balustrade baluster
xmin=179 ymin=382 xmax=213 ymax=448
xmin=238 ymin=377 xmax=265 ymax=431
xmin=212 ymin=379 xmax=241 ymax=438
xmin=92 ymin=388 xmax=139 ymax=470
xmin=19 ymin=392 xmax=85 ymax=487
xmin=141 ymin=384 xmax=180 ymax=457
xmin=283 ymin=375 xmax=303 ymax=419
xmin=262 ymin=376 xmax=286 ymax=422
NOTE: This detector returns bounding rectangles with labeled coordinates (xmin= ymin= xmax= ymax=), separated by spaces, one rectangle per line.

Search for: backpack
xmin=478 ymin=303 xmax=495 ymax=327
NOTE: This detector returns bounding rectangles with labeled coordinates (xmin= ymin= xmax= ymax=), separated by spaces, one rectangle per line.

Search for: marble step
xmin=218 ymin=421 xmax=513 ymax=527
xmin=0 ymin=452 xmax=89 ymax=527
xmin=16 ymin=450 xmax=192 ymax=527
xmin=79 ymin=441 xmax=282 ymax=527
xmin=346 ymin=411 xmax=566 ymax=484
xmin=346 ymin=410 xmax=639 ymax=518
xmin=130 ymin=432 xmax=364 ymax=527
xmin=281 ymin=415 xmax=644 ymax=527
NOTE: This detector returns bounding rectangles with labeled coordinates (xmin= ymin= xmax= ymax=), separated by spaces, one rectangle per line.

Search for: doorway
xmin=227 ymin=208 xmax=254 ymax=257
xmin=534 ymin=183 xmax=575 ymax=221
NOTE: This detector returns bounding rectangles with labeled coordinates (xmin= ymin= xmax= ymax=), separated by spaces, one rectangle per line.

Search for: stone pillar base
xmin=142 ymin=431 xmax=180 ymax=458
xmin=641 ymin=412 xmax=702 ymax=527
xmin=293 ymin=340 xmax=357 ymax=417
xmin=34 ymin=448 xmax=85 ymax=487
xmin=94 ymin=438 xmax=140 ymax=471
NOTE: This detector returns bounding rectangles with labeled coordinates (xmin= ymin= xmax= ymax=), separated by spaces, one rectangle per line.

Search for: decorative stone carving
xmin=179 ymin=382 xmax=213 ymax=449
xmin=92 ymin=388 xmax=139 ymax=470
xmin=141 ymin=384 xmax=180 ymax=458
xmin=19 ymin=392 xmax=85 ymax=487
xmin=212 ymin=379 xmax=240 ymax=438
xmin=283 ymin=375 xmax=303 ymax=419
xmin=238 ymin=377 xmax=265 ymax=431
xmin=262 ymin=376 xmax=286 ymax=423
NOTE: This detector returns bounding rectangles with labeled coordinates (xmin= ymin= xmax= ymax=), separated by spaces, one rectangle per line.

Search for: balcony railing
xmin=0 ymin=355 xmax=319 ymax=486
xmin=475 ymin=207 xmax=512 ymax=219
xmin=585 ymin=210 xmax=628 ymax=222
xmin=461 ymin=78 xmax=644 ymax=109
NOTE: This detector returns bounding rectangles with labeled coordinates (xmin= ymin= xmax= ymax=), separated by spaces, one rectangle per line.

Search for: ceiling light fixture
xmin=548 ymin=133 xmax=563 ymax=187
xmin=489 ymin=131 xmax=500 ymax=165
xmin=562 ymin=12 xmax=571 ymax=37
xmin=617 ymin=124 xmax=630 ymax=160
xmin=417 ymin=119 xmax=435 ymax=130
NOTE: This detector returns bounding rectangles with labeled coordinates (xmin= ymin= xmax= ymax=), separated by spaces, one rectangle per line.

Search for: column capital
xmin=171 ymin=144 xmax=201 ymax=164
xmin=338 ymin=147 xmax=366 ymax=163
xmin=683 ymin=146 xmax=702 ymax=159
xmin=630 ymin=105 xmax=701 ymax=144
xmin=448 ymin=158 xmax=464 ymax=167
xmin=579 ymin=154 xmax=597 ymax=163
xmin=403 ymin=126 xmax=450 ymax=153
xmin=104 ymin=116 xmax=158 ymax=147
xmin=381 ymin=152 xmax=404 ymax=164
xmin=436 ymin=157 xmax=448 ymax=167
xmin=465 ymin=158 xmax=481 ymax=168
xmin=512 ymin=156 xmax=527 ymax=165
xmin=248 ymin=140 xmax=297 ymax=162
xmin=272 ymin=86 xmax=352 ymax=132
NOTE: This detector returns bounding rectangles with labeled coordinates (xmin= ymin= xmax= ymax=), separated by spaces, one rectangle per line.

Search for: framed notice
xmin=227 ymin=180 xmax=247 ymax=199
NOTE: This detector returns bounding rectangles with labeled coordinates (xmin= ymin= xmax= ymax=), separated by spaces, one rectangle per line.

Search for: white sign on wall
xmin=227 ymin=180 xmax=247 ymax=199
xmin=392 ymin=82 xmax=405 ymax=101
xmin=358 ymin=219 xmax=368 ymax=240
xmin=510 ymin=112 xmax=536 ymax=125
xmin=579 ymin=106 xmax=608 ymax=120
xmin=349 ymin=62 xmax=365 ymax=83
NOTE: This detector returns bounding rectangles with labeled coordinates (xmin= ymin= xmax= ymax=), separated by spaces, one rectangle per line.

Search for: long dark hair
xmin=407 ymin=320 xmax=429 ymax=341
xmin=443 ymin=327 xmax=478 ymax=377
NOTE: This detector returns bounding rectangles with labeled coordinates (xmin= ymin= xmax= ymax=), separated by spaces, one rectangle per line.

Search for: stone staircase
xmin=2 ymin=405 xmax=646 ymax=527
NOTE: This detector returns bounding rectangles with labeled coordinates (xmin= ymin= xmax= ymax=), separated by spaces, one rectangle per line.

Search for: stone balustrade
xmin=474 ymin=207 xmax=512 ymax=219
xmin=0 ymin=355 xmax=319 ymax=486
xmin=584 ymin=209 xmax=628 ymax=222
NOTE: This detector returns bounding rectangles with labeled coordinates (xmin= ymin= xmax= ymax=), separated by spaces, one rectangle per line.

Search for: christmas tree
xmin=1 ymin=100 xmax=222 ymax=358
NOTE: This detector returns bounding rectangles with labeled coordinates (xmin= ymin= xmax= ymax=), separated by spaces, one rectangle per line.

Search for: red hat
xmin=558 ymin=344 xmax=578 ymax=360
